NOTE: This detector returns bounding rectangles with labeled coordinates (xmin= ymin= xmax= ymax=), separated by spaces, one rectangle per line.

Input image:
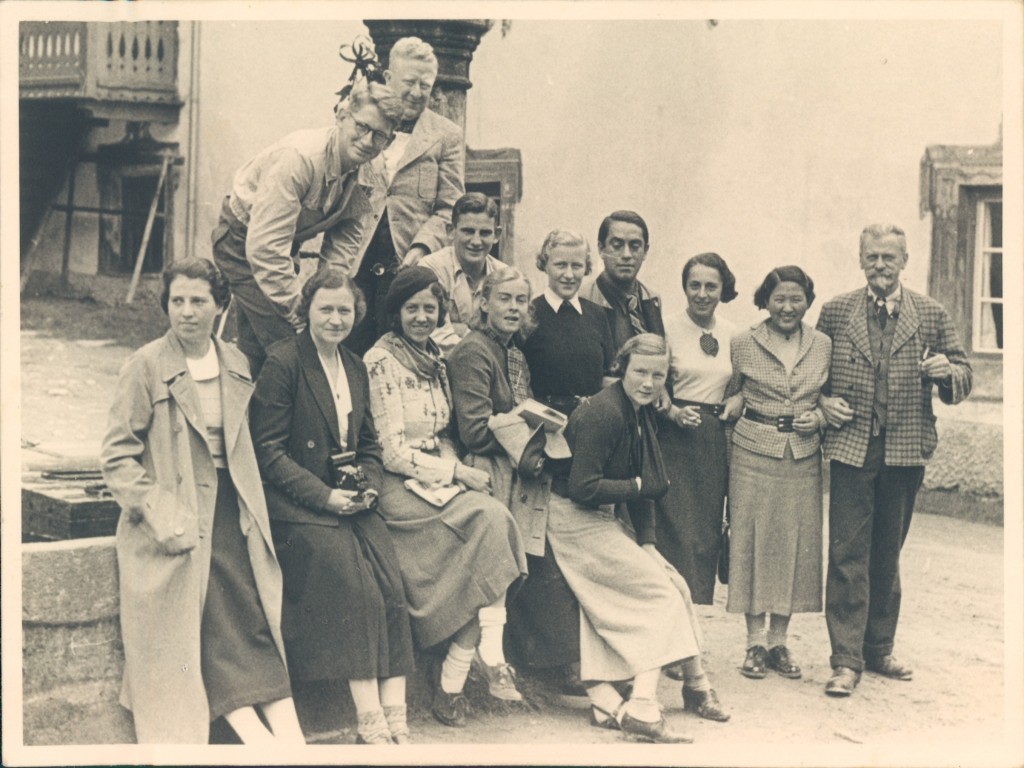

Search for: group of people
xmin=99 ymin=35 xmax=973 ymax=746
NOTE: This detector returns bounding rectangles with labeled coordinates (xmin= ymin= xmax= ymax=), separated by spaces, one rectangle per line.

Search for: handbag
xmin=717 ymin=499 xmax=730 ymax=585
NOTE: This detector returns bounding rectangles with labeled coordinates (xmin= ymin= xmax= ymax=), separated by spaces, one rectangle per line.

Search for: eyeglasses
xmin=350 ymin=117 xmax=395 ymax=148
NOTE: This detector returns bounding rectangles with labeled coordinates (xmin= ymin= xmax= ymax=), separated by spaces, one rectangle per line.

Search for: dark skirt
xmin=270 ymin=508 xmax=414 ymax=682
xmin=201 ymin=469 xmax=292 ymax=720
xmin=505 ymin=539 xmax=581 ymax=669
xmin=655 ymin=415 xmax=728 ymax=604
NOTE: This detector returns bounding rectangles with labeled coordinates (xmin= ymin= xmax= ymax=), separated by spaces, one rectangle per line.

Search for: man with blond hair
xmin=817 ymin=223 xmax=972 ymax=697
xmin=345 ymin=36 xmax=466 ymax=355
xmin=212 ymin=80 xmax=403 ymax=374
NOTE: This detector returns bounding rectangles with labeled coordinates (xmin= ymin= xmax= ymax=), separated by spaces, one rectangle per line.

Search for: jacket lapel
xmin=890 ymin=289 xmax=921 ymax=355
xmin=844 ymin=292 xmax=874 ymax=362
xmin=297 ymin=331 xmax=343 ymax=451
xmin=215 ymin=338 xmax=253 ymax=459
xmin=161 ymin=332 xmax=208 ymax=444
xmin=395 ymin=110 xmax=440 ymax=173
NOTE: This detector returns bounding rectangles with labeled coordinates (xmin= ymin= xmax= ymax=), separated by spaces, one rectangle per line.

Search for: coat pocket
xmin=139 ymin=485 xmax=199 ymax=555
xmin=417 ymin=159 xmax=439 ymax=198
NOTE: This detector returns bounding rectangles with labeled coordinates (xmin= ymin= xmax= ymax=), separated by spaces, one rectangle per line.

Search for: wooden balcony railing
xmin=20 ymin=21 xmax=181 ymax=121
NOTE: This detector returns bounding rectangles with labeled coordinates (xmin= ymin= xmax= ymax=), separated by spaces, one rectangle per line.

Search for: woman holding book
xmin=364 ymin=266 xmax=529 ymax=728
xmin=457 ymin=252 xmax=599 ymax=691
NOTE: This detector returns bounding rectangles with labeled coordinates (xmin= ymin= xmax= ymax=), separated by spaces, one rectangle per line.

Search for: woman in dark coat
xmin=547 ymin=334 xmax=729 ymax=743
xmin=250 ymin=268 xmax=415 ymax=745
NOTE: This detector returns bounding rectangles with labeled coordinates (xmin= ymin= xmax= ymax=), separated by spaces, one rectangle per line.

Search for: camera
xmin=328 ymin=451 xmax=376 ymax=510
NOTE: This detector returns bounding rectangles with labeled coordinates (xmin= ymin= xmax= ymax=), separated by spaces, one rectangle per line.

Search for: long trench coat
xmin=100 ymin=331 xmax=286 ymax=743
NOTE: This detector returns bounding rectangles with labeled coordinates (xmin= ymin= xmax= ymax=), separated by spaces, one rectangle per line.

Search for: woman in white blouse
xmin=659 ymin=253 xmax=744 ymax=606
xmin=364 ymin=267 xmax=528 ymax=729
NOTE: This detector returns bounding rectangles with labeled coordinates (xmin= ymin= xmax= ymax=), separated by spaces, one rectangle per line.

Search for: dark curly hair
xmin=297 ymin=267 xmax=367 ymax=326
xmin=388 ymin=281 xmax=449 ymax=335
xmin=753 ymin=265 xmax=815 ymax=310
xmin=160 ymin=258 xmax=231 ymax=314
xmin=681 ymin=252 xmax=738 ymax=303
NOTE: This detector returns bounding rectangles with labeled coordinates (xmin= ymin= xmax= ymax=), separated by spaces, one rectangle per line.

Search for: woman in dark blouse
xmin=522 ymin=229 xmax=615 ymax=415
xmin=545 ymin=333 xmax=729 ymax=743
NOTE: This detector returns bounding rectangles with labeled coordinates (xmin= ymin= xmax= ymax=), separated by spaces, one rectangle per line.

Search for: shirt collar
xmin=482 ymin=327 xmax=515 ymax=350
xmin=867 ymin=283 xmax=902 ymax=313
xmin=543 ymin=288 xmax=582 ymax=314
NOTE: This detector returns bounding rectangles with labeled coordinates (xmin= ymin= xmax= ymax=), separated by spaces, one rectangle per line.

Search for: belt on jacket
xmin=742 ymin=408 xmax=794 ymax=433
xmin=672 ymin=398 xmax=724 ymax=417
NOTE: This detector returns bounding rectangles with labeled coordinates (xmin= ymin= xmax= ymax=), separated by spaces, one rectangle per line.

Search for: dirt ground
xmin=16 ymin=306 xmax=1016 ymax=762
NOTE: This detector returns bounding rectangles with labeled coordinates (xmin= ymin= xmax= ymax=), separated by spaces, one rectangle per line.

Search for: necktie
xmin=699 ymin=331 xmax=719 ymax=357
xmin=626 ymin=294 xmax=647 ymax=336
xmin=875 ymin=297 xmax=889 ymax=330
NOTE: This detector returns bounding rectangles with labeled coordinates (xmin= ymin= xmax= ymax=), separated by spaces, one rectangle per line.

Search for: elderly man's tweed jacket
xmin=816 ymin=287 xmax=972 ymax=467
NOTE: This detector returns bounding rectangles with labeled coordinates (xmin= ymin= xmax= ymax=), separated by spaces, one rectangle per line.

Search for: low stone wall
xmin=22 ymin=537 xmax=134 ymax=745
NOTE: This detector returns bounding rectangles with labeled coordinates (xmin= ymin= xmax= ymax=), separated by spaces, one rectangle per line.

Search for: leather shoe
xmin=431 ymin=689 xmax=470 ymax=727
xmin=766 ymin=645 xmax=802 ymax=679
xmin=620 ymin=713 xmax=694 ymax=744
xmin=865 ymin=654 xmax=913 ymax=680
xmin=824 ymin=666 xmax=861 ymax=697
xmin=663 ymin=660 xmax=687 ymax=681
xmin=589 ymin=703 xmax=622 ymax=731
xmin=740 ymin=645 xmax=768 ymax=679
xmin=682 ymin=687 xmax=730 ymax=722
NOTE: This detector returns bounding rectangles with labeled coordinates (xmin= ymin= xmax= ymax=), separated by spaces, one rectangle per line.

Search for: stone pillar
xmin=363 ymin=19 xmax=493 ymax=132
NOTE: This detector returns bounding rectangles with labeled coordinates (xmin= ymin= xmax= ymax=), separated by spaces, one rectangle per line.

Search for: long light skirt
xmin=546 ymin=494 xmax=702 ymax=682
xmin=726 ymin=443 xmax=823 ymax=615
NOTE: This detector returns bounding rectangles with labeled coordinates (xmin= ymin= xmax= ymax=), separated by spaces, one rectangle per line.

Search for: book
xmin=510 ymin=398 xmax=568 ymax=432
xmin=403 ymin=479 xmax=462 ymax=508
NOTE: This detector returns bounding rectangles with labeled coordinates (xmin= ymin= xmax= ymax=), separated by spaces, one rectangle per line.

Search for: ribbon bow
xmin=336 ymin=35 xmax=387 ymax=103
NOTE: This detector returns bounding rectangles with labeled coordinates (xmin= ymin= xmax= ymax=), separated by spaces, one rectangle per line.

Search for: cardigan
xmin=563 ymin=381 xmax=663 ymax=545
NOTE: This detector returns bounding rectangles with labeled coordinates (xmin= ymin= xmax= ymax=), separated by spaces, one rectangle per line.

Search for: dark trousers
xmin=825 ymin=432 xmax=925 ymax=671
xmin=344 ymin=211 xmax=399 ymax=357
xmin=211 ymin=199 xmax=295 ymax=377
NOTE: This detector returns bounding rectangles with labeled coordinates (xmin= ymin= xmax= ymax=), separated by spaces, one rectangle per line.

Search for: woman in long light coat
xmin=101 ymin=258 xmax=303 ymax=744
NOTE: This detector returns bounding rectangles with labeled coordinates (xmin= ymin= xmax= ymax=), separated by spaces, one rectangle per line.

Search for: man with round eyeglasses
xmin=344 ymin=36 xmax=466 ymax=356
xmin=211 ymin=80 xmax=403 ymax=376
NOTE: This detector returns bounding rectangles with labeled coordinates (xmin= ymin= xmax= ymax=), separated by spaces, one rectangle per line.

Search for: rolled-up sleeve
xmin=245 ymin=148 xmax=315 ymax=328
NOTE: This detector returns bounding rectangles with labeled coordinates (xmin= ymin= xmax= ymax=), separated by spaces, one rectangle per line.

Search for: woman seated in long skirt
xmin=548 ymin=333 xmax=730 ymax=743
xmin=249 ymin=269 xmax=415 ymax=745
xmin=452 ymin=262 xmax=589 ymax=696
xmin=363 ymin=267 xmax=529 ymax=728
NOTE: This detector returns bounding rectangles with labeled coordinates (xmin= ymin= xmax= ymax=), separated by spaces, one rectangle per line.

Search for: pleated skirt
xmin=726 ymin=443 xmax=823 ymax=615
xmin=546 ymin=493 xmax=702 ymax=682
xmin=201 ymin=469 xmax=292 ymax=720
xmin=655 ymin=415 xmax=728 ymax=605
xmin=377 ymin=471 xmax=528 ymax=650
